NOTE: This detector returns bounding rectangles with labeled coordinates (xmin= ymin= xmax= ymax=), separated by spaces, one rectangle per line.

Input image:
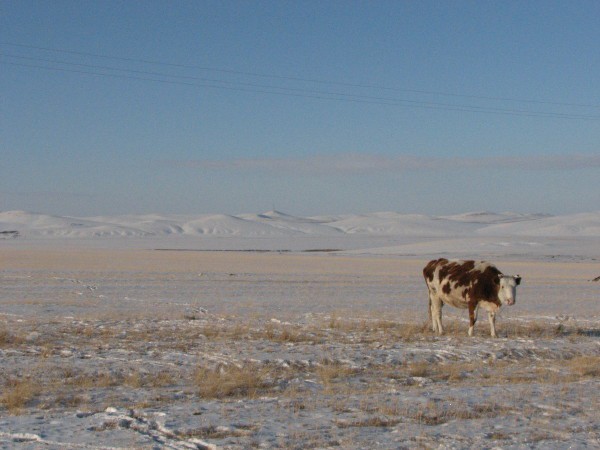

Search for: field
xmin=1 ymin=249 xmax=598 ymax=449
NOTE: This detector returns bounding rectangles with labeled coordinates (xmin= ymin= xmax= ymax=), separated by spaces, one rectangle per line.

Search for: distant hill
xmin=1 ymin=210 xmax=599 ymax=240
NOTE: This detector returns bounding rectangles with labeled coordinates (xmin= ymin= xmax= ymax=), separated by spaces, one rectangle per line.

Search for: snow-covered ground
xmin=1 ymin=210 xmax=599 ymax=448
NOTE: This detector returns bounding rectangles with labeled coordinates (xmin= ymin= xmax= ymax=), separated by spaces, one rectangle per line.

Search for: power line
xmin=3 ymin=53 xmax=598 ymax=120
xmin=3 ymin=41 xmax=599 ymax=109
xmin=3 ymin=59 xmax=598 ymax=121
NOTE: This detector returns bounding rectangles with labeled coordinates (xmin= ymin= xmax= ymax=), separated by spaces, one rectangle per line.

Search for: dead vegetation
xmin=409 ymin=399 xmax=512 ymax=426
xmin=0 ymin=327 xmax=24 ymax=347
xmin=195 ymin=364 xmax=275 ymax=399
xmin=61 ymin=369 xmax=177 ymax=390
xmin=0 ymin=378 xmax=41 ymax=414
xmin=4 ymin=313 xmax=596 ymax=357
xmin=333 ymin=397 xmax=514 ymax=429
xmin=316 ymin=360 xmax=359 ymax=391
xmin=569 ymin=356 xmax=600 ymax=377
xmin=335 ymin=416 xmax=402 ymax=428
xmin=0 ymin=364 xmax=182 ymax=415
xmin=1 ymin=313 xmax=598 ymax=421
xmin=177 ymin=424 xmax=257 ymax=439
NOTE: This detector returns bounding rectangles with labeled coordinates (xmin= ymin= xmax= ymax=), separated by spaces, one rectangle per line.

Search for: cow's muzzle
xmin=506 ymin=299 xmax=515 ymax=306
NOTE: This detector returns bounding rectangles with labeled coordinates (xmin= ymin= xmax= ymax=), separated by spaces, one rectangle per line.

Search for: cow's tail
xmin=428 ymin=294 xmax=432 ymax=323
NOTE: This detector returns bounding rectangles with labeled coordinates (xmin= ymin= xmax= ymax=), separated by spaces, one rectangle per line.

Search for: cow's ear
xmin=515 ymin=275 xmax=521 ymax=285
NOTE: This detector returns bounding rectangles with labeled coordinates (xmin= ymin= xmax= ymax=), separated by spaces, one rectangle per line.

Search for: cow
xmin=423 ymin=258 xmax=521 ymax=337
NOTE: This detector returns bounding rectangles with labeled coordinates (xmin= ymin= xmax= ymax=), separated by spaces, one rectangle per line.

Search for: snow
xmin=476 ymin=211 xmax=600 ymax=237
xmin=1 ymin=210 xmax=599 ymax=255
xmin=1 ymin=209 xmax=597 ymax=239
xmin=0 ymin=210 xmax=599 ymax=448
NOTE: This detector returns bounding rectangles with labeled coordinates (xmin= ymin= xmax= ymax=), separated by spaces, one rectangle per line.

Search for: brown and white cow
xmin=423 ymin=258 xmax=521 ymax=337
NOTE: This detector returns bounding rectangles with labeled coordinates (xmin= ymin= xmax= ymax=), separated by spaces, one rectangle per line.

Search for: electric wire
xmin=2 ymin=53 xmax=598 ymax=120
xmin=2 ymin=43 xmax=599 ymax=120
xmin=4 ymin=60 xmax=599 ymax=121
xmin=3 ymin=41 xmax=598 ymax=109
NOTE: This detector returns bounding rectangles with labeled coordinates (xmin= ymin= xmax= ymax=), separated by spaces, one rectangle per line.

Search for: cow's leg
xmin=468 ymin=304 xmax=478 ymax=337
xmin=430 ymin=295 xmax=443 ymax=335
xmin=488 ymin=311 xmax=497 ymax=338
xmin=428 ymin=291 xmax=435 ymax=332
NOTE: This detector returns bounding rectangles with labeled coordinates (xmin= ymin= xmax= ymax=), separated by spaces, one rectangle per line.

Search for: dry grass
xmin=63 ymin=369 xmax=178 ymax=390
xmin=194 ymin=321 xmax=321 ymax=344
xmin=325 ymin=317 xmax=431 ymax=342
xmin=322 ymin=315 xmax=585 ymax=342
xmin=0 ymin=378 xmax=41 ymax=414
xmin=0 ymin=327 xmax=24 ymax=347
xmin=335 ymin=416 xmax=401 ymax=428
xmin=3 ymin=309 xmax=598 ymax=420
xmin=53 ymin=391 xmax=86 ymax=408
xmin=177 ymin=424 xmax=257 ymax=439
xmin=487 ymin=430 xmax=511 ymax=440
xmin=0 ymin=327 xmax=12 ymax=346
xmin=260 ymin=323 xmax=321 ymax=343
xmin=325 ymin=316 xmax=599 ymax=342
xmin=39 ymin=345 xmax=55 ymax=358
xmin=197 ymin=323 xmax=281 ymax=342
xmin=333 ymin=398 xmax=513 ymax=429
xmin=409 ymin=399 xmax=512 ymax=426
xmin=21 ymin=314 xmax=595 ymax=359
xmin=66 ymin=372 xmax=122 ymax=389
xmin=146 ymin=371 xmax=178 ymax=387
xmin=434 ymin=357 xmax=598 ymax=386
xmin=0 ymin=365 xmax=183 ymax=415
xmin=322 ymin=317 xmax=596 ymax=341
xmin=407 ymin=361 xmax=430 ymax=378
xmin=502 ymin=321 xmax=566 ymax=338
xmin=362 ymin=355 xmax=600 ymax=392
xmin=316 ymin=361 xmax=358 ymax=389
xmin=376 ymin=360 xmax=483 ymax=387
xmin=567 ymin=356 xmax=600 ymax=377
xmin=199 ymin=324 xmax=223 ymax=339
xmin=195 ymin=365 xmax=272 ymax=399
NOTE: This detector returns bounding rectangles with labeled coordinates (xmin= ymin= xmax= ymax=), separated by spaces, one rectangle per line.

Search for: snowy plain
xmin=0 ymin=210 xmax=599 ymax=449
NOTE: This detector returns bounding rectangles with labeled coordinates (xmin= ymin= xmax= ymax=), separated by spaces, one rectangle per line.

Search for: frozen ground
xmin=0 ymin=210 xmax=599 ymax=448
xmin=1 ymin=248 xmax=599 ymax=449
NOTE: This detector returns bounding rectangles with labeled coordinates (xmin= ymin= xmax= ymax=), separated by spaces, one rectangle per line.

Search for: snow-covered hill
xmin=2 ymin=210 xmax=599 ymax=238
xmin=1 ymin=210 xmax=599 ymax=256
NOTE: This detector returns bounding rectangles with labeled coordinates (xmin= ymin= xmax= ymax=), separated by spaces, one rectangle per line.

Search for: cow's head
xmin=498 ymin=274 xmax=521 ymax=305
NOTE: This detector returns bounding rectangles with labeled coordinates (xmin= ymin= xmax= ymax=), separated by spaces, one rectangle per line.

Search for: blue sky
xmin=1 ymin=0 xmax=599 ymax=216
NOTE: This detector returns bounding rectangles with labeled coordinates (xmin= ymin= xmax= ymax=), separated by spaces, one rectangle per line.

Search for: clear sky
xmin=1 ymin=0 xmax=599 ymax=217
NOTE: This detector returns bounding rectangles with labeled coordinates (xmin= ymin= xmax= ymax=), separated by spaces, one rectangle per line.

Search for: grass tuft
xmin=1 ymin=378 xmax=40 ymax=413
xmin=195 ymin=365 xmax=269 ymax=399
xmin=315 ymin=361 xmax=357 ymax=390
xmin=0 ymin=327 xmax=24 ymax=347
